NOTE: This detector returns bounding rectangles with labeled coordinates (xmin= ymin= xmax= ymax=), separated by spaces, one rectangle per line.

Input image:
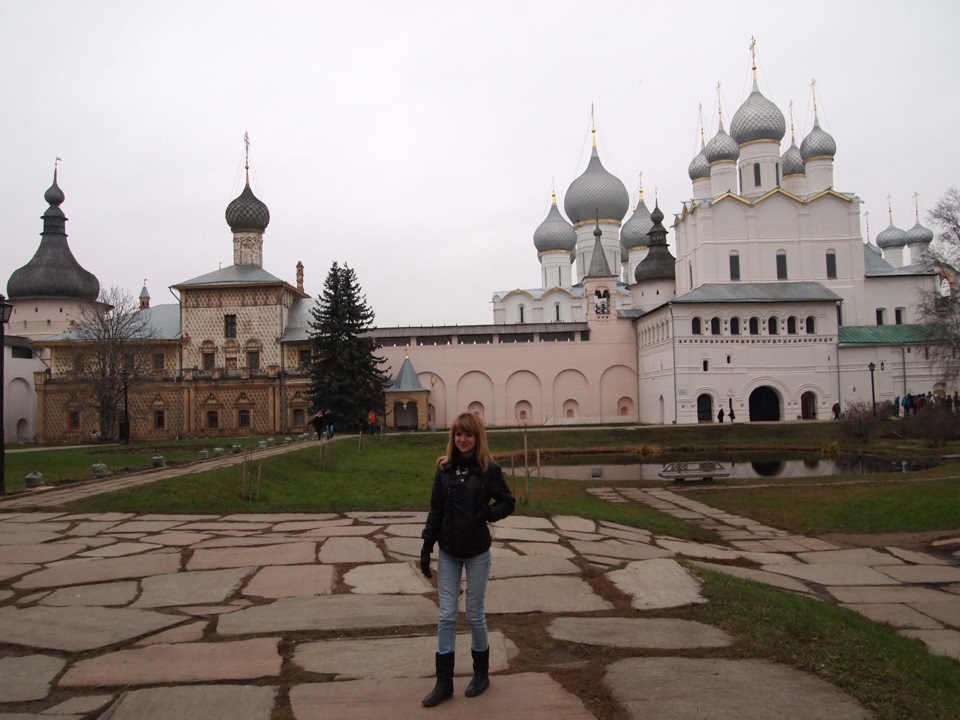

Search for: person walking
xmin=322 ymin=408 xmax=334 ymax=440
xmin=717 ymin=407 xmax=724 ymax=423
xmin=419 ymin=412 xmax=516 ymax=707
xmin=311 ymin=411 xmax=324 ymax=440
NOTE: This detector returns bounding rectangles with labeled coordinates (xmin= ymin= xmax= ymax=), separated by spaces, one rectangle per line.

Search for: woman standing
xmin=419 ymin=412 xmax=515 ymax=707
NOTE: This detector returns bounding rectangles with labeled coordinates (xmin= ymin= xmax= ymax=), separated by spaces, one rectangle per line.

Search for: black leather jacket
xmin=421 ymin=457 xmax=515 ymax=559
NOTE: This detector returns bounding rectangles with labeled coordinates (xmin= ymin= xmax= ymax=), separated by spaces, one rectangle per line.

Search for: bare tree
xmin=64 ymin=286 xmax=157 ymax=440
xmin=917 ymin=188 xmax=960 ymax=383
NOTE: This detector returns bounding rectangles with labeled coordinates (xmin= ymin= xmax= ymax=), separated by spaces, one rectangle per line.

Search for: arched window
xmin=710 ymin=317 xmax=721 ymax=335
xmin=692 ymin=317 xmax=702 ymax=335
xmin=518 ymin=304 xmax=525 ymax=323
xmin=805 ymin=315 xmax=816 ymax=334
xmin=554 ymin=302 xmax=561 ymax=322
xmin=753 ymin=163 xmax=761 ymax=187
xmin=749 ymin=317 xmax=760 ymax=335
xmin=768 ymin=317 xmax=779 ymax=335
xmin=787 ymin=316 xmax=797 ymax=335
xmin=730 ymin=317 xmax=741 ymax=335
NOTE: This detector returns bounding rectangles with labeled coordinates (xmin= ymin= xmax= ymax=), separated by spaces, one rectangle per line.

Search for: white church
xmin=4 ymin=52 xmax=946 ymax=441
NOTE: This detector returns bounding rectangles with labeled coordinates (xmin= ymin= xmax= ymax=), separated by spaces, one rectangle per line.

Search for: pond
xmin=532 ymin=456 xmax=941 ymax=482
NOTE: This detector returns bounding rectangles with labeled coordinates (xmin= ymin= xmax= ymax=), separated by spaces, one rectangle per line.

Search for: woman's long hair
xmin=437 ymin=412 xmax=491 ymax=472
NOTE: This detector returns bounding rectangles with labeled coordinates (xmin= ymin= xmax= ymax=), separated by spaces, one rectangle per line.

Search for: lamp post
xmin=0 ymin=294 xmax=14 ymax=494
xmin=868 ymin=362 xmax=877 ymax=417
xmin=119 ymin=369 xmax=130 ymax=444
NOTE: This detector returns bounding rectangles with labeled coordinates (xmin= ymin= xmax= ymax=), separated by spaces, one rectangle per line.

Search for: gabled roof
xmin=864 ymin=243 xmax=937 ymax=277
xmin=673 ymin=282 xmax=841 ymax=304
xmin=839 ymin=324 xmax=934 ymax=346
xmin=174 ymin=264 xmax=287 ymax=289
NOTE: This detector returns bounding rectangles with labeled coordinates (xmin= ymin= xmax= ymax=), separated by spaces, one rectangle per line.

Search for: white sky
xmin=2 ymin=0 xmax=958 ymax=327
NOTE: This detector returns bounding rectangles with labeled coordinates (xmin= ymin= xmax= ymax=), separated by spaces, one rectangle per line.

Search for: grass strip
xmin=684 ymin=567 xmax=960 ymax=720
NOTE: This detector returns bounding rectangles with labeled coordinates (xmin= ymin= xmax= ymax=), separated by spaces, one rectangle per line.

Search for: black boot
xmin=422 ymin=652 xmax=455 ymax=707
xmin=465 ymin=647 xmax=490 ymax=697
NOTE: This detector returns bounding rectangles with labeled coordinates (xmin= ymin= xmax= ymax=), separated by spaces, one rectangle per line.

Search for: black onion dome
xmin=564 ymin=146 xmax=630 ymax=224
xmin=634 ymin=201 xmax=675 ymax=282
xmin=225 ymin=182 xmax=270 ymax=231
xmin=7 ymin=170 xmax=100 ymax=300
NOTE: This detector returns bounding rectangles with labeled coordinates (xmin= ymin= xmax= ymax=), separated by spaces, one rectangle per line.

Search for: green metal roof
xmin=838 ymin=324 xmax=934 ymax=346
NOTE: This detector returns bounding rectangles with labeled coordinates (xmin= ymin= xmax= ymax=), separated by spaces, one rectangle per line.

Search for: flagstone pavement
xmin=0 ymin=474 xmax=958 ymax=718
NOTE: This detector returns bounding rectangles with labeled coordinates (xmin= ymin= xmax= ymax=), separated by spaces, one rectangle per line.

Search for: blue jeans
xmin=436 ymin=548 xmax=491 ymax=655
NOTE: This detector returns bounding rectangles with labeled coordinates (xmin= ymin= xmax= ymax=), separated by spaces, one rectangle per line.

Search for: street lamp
xmin=119 ymin=369 xmax=130 ymax=444
xmin=0 ymin=294 xmax=14 ymax=494
xmin=868 ymin=362 xmax=877 ymax=417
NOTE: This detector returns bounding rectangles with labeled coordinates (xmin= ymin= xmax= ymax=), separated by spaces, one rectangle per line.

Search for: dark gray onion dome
xmin=533 ymin=193 xmax=577 ymax=254
xmin=876 ymin=221 xmax=908 ymax=249
xmin=800 ymin=117 xmax=836 ymax=161
xmin=730 ymin=81 xmax=786 ymax=145
xmin=905 ymin=221 xmax=934 ymax=244
xmin=563 ymin=146 xmax=629 ymax=224
xmin=7 ymin=170 xmax=100 ymax=300
xmin=634 ymin=201 xmax=675 ymax=282
xmin=621 ymin=196 xmax=653 ymax=250
xmin=687 ymin=141 xmax=710 ymax=181
xmin=781 ymin=140 xmax=805 ymax=176
xmin=225 ymin=182 xmax=270 ymax=231
xmin=704 ymin=121 xmax=739 ymax=164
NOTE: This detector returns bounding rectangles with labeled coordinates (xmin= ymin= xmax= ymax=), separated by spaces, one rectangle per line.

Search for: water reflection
xmin=534 ymin=457 xmax=939 ymax=482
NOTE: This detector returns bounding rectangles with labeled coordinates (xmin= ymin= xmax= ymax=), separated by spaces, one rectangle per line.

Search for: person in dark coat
xmin=311 ymin=411 xmax=324 ymax=440
xmin=419 ymin=412 xmax=515 ymax=706
xmin=717 ymin=408 xmax=724 ymax=423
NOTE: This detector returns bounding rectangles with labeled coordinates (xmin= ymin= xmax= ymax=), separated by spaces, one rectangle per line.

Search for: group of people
xmin=310 ymin=409 xmax=334 ymax=440
xmin=892 ymin=391 xmax=960 ymax=416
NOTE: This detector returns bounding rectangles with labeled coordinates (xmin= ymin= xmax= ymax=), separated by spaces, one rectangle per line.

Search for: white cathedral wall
xmin=378 ymin=317 xmax=638 ymax=429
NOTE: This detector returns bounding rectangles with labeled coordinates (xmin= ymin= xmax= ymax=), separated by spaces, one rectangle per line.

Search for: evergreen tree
xmin=307 ymin=262 xmax=390 ymax=432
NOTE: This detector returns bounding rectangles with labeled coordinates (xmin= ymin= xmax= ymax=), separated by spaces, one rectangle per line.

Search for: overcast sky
xmin=3 ymin=0 xmax=958 ymax=327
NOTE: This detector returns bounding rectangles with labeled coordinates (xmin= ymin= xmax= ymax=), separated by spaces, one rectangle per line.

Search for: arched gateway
xmin=749 ymin=387 xmax=781 ymax=422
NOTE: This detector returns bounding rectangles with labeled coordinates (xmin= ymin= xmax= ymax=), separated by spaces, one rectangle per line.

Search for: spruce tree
xmin=307 ymin=262 xmax=389 ymax=432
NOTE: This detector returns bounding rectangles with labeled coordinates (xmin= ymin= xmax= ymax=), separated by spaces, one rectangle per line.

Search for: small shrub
xmin=912 ymin=405 xmax=960 ymax=447
xmin=843 ymin=400 xmax=882 ymax=443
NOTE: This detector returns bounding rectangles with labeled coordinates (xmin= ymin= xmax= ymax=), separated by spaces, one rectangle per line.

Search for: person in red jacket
xmin=419 ymin=412 xmax=515 ymax=707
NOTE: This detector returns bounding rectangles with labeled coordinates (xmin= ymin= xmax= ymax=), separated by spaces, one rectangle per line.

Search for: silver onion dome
xmin=876 ymin=221 xmax=908 ymax=249
xmin=563 ymin=146 xmax=629 ymax=225
xmin=730 ymin=82 xmax=786 ymax=145
xmin=621 ymin=196 xmax=653 ymax=250
xmin=687 ymin=142 xmax=710 ymax=181
xmin=781 ymin=141 xmax=805 ymax=176
xmin=533 ymin=195 xmax=577 ymax=254
xmin=704 ymin=121 xmax=740 ymax=164
xmin=905 ymin=221 xmax=934 ymax=245
xmin=800 ymin=117 xmax=836 ymax=161
xmin=225 ymin=182 xmax=271 ymax=231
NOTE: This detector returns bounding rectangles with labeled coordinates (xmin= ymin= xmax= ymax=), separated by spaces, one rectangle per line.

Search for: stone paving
xmin=0 ymin=476 xmax=956 ymax=718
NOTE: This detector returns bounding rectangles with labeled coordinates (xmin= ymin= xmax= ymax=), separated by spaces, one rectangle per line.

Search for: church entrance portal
xmin=749 ymin=387 xmax=781 ymax=421
xmin=696 ymin=394 xmax=713 ymax=423
xmin=393 ymin=401 xmax=418 ymax=430
xmin=801 ymin=391 xmax=818 ymax=420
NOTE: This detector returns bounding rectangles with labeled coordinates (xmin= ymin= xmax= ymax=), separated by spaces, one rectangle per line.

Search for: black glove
xmin=420 ymin=543 xmax=433 ymax=578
